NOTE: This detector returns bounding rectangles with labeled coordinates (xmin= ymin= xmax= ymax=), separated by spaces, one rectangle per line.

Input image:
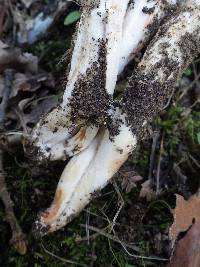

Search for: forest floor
xmin=1 ymin=1 xmax=200 ymax=267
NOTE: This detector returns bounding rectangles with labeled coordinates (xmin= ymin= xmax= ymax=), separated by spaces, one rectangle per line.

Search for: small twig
xmin=80 ymin=224 xmax=139 ymax=252
xmin=189 ymin=98 xmax=200 ymax=109
xmin=0 ymin=69 xmax=14 ymax=129
xmin=162 ymin=87 xmax=175 ymax=110
xmin=192 ymin=61 xmax=200 ymax=88
xmin=148 ymin=130 xmax=160 ymax=183
xmin=0 ymin=68 xmax=27 ymax=254
xmin=156 ymin=133 xmax=164 ymax=196
xmin=159 ymin=158 xmax=173 ymax=187
xmin=85 ymin=207 xmax=90 ymax=245
xmin=178 ymin=72 xmax=200 ymax=102
xmin=83 ymin=208 xmax=111 ymax=223
xmin=173 ymin=163 xmax=187 ymax=183
xmin=111 ymin=180 xmax=124 ymax=232
xmin=14 ymin=108 xmax=29 ymax=134
xmin=80 ymin=224 xmax=168 ymax=261
xmin=0 ymin=2 xmax=6 ymax=33
xmin=120 ymin=243 xmax=168 ymax=261
xmin=0 ymin=148 xmax=27 ymax=254
xmin=41 ymin=244 xmax=87 ymax=267
xmin=188 ymin=153 xmax=200 ymax=169
xmin=76 ymin=231 xmax=101 ymax=243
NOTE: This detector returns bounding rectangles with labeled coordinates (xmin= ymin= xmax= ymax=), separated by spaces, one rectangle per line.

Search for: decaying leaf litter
xmin=1 ymin=0 xmax=200 ymax=266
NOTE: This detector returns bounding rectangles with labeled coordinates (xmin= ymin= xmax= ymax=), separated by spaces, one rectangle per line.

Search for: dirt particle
xmin=68 ymin=39 xmax=111 ymax=126
xmin=142 ymin=6 xmax=155 ymax=14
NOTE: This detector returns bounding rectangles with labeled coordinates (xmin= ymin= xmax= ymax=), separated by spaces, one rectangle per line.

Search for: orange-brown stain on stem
xmin=76 ymin=128 xmax=86 ymax=142
xmin=42 ymin=189 xmax=63 ymax=225
xmin=109 ymin=154 xmax=128 ymax=175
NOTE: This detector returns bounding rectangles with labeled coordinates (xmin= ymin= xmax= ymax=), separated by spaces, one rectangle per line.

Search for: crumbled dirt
xmin=145 ymin=0 xmax=180 ymax=46
xmin=142 ymin=6 xmax=155 ymax=14
xmin=122 ymin=10 xmax=200 ymax=141
xmin=68 ymin=39 xmax=112 ymax=126
xmin=178 ymin=32 xmax=200 ymax=65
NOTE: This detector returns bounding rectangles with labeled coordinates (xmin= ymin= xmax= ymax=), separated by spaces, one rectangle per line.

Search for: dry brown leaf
xmin=17 ymin=96 xmax=57 ymax=131
xmin=0 ymin=41 xmax=39 ymax=73
xmin=0 ymin=41 xmax=55 ymax=131
xmin=165 ymin=193 xmax=200 ymax=267
xmin=11 ymin=0 xmax=70 ymax=45
xmin=139 ymin=180 xmax=156 ymax=201
xmin=7 ymin=73 xmax=54 ymax=98
xmin=0 ymin=41 xmax=8 ymax=49
xmin=0 ymin=4 xmax=5 ymax=33
xmin=166 ymin=222 xmax=200 ymax=267
xmin=121 ymin=171 xmax=143 ymax=193
xmin=0 ymin=73 xmax=31 ymax=98
xmin=169 ymin=194 xmax=200 ymax=247
xmin=20 ymin=0 xmax=36 ymax=8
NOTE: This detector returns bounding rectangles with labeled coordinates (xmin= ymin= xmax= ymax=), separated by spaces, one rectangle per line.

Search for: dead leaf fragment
xmin=0 ymin=41 xmax=8 ymax=49
xmin=0 ymin=42 xmax=38 ymax=74
xmin=11 ymin=235 xmax=27 ymax=255
xmin=121 ymin=171 xmax=143 ymax=193
xmin=166 ymin=222 xmax=200 ymax=267
xmin=20 ymin=0 xmax=36 ymax=8
xmin=139 ymin=180 xmax=156 ymax=201
xmin=0 ymin=41 xmax=56 ymax=131
xmin=18 ymin=96 xmax=57 ymax=130
xmin=11 ymin=0 xmax=70 ymax=45
xmin=0 ymin=2 xmax=9 ymax=34
xmin=169 ymin=194 xmax=200 ymax=247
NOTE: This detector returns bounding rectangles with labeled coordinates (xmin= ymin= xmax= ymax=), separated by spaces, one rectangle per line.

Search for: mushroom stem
xmin=33 ymin=121 xmax=137 ymax=235
xmin=122 ymin=0 xmax=200 ymax=137
xmin=30 ymin=0 xmax=180 ymax=161
xmin=33 ymin=0 xmax=200 ymax=235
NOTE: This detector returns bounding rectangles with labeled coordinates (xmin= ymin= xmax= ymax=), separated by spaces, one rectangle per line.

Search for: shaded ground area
xmin=1 ymin=2 xmax=200 ymax=267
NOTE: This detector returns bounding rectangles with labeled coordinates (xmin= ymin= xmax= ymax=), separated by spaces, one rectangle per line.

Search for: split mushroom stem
xmin=31 ymin=0 xmax=130 ymax=160
xmin=32 ymin=0 xmax=200 ymax=236
xmin=30 ymin=0 xmax=179 ymax=161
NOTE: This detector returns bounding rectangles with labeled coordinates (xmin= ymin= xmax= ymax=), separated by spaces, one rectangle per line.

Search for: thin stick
xmin=0 ymin=69 xmax=14 ymax=129
xmin=0 ymin=148 xmax=27 ymax=254
xmin=0 ymin=68 xmax=27 ymax=254
xmin=156 ymin=134 xmax=164 ymax=196
xmin=162 ymin=87 xmax=175 ymax=110
xmin=85 ymin=207 xmax=90 ymax=245
xmin=111 ymin=180 xmax=124 ymax=232
xmin=80 ymin=224 xmax=168 ymax=261
xmin=120 ymin=243 xmax=168 ymax=261
xmin=41 ymin=244 xmax=87 ymax=267
xmin=80 ymin=224 xmax=139 ymax=252
xmin=148 ymin=130 xmax=160 ymax=183
xmin=75 ymin=231 xmax=101 ymax=243
xmin=188 ymin=154 xmax=200 ymax=169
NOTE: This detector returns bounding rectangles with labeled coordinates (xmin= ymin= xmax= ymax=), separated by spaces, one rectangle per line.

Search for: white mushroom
xmin=30 ymin=0 xmax=179 ymax=161
xmin=32 ymin=0 xmax=200 ymax=235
